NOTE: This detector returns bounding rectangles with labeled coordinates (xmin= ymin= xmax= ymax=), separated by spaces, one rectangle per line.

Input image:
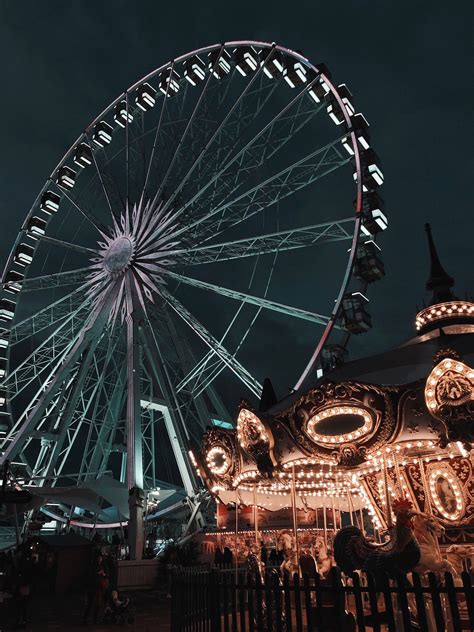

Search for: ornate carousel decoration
xmin=236 ymin=407 xmax=276 ymax=478
xmin=194 ymin=222 xmax=474 ymax=569
xmin=425 ymin=351 xmax=474 ymax=449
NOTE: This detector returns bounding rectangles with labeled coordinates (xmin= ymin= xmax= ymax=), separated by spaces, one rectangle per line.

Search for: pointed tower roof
xmin=258 ymin=378 xmax=278 ymax=412
xmin=424 ymin=223 xmax=455 ymax=305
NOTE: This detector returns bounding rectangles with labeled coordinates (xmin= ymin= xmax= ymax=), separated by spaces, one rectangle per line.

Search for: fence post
xmin=170 ymin=569 xmax=176 ymax=632
xmin=265 ymin=572 xmax=274 ymax=632
xmin=293 ymin=574 xmax=303 ymax=632
xmin=239 ymin=572 xmax=247 ymax=632
xmin=444 ymin=571 xmax=461 ymax=632
xmin=283 ymin=573 xmax=292 ymax=632
xmin=428 ymin=572 xmax=445 ymax=632
xmin=222 ymin=572 xmax=230 ymax=632
xmin=230 ymin=571 xmax=237 ymax=632
xmin=380 ymin=573 xmax=396 ymax=632
xmin=209 ymin=569 xmax=221 ymax=632
xmin=247 ymin=572 xmax=255 ymax=632
xmin=255 ymin=571 xmax=264 ymax=632
xmin=366 ymin=572 xmax=381 ymax=632
xmin=395 ymin=573 xmax=412 ymax=632
xmin=351 ymin=572 xmax=366 ymax=632
xmin=461 ymin=571 xmax=474 ymax=629
xmin=313 ymin=573 xmax=323 ymax=631
xmin=272 ymin=572 xmax=283 ymax=632
xmin=302 ymin=573 xmax=313 ymax=632
xmin=410 ymin=572 xmax=428 ymax=632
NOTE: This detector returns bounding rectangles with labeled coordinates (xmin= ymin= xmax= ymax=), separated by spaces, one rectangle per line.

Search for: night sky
xmin=0 ymin=1 xmax=472 ymax=403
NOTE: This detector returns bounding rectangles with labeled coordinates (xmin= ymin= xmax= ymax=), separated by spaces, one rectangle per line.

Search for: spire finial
xmin=424 ymin=223 xmax=455 ymax=305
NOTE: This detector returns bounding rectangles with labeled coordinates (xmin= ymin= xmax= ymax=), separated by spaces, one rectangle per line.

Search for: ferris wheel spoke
xmin=150 ymin=305 xmax=232 ymax=427
xmin=53 ymin=330 xmax=125 ymax=482
xmin=51 ymin=180 xmax=109 ymax=234
xmin=165 ymin=72 xmax=322 ymax=223
xmin=198 ymin=98 xmax=325 ymax=222
xmin=157 ymin=48 xmax=281 ymax=215
xmin=0 ymin=282 xmax=120 ymax=465
xmin=2 ymin=301 xmax=91 ymax=398
xmin=31 ymin=332 xmax=109 ymax=483
xmin=161 ymin=288 xmax=262 ymax=398
xmin=79 ymin=364 xmax=127 ymax=483
xmin=150 ymin=46 xmax=227 ymax=209
xmin=175 ymin=294 xmax=250 ymax=394
xmin=177 ymin=74 xmax=278 ymax=203
xmin=143 ymin=60 xmax=178 ymax=200
xmin=175 ymin=217 xmax=354 ymax=266
xmin=82 ymin=133 xmax=117 ymax=218
xmin=175 ymin=245 xmax=278 ymax=399
xmin=4 ymin=286 xmax=87 ymax=345
xmin=163 ymin=270 xmax=335 ymax=329
xmin=183 ymin=139 xmax=350 ymax=245
xmin=4 ymin=267 xmax=91 ymax=293
xmin=36 ymin=233 xmax=98 ymax=257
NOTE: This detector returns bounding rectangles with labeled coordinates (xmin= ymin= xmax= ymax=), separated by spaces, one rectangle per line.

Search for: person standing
xmin=82 ymin=552 xmax=108 ymax=625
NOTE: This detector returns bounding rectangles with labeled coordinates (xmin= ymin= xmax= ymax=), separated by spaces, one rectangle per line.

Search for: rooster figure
xmin=334 ymin=498 xmax=420 ymax=578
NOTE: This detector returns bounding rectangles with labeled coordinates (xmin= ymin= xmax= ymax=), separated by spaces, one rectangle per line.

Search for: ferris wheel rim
xmin=1 ymin=40 xmax=367 ymax=397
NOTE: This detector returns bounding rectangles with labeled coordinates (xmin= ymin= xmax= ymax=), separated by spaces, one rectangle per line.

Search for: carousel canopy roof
xmin=272 ymin=326 xmax=474 ymax=414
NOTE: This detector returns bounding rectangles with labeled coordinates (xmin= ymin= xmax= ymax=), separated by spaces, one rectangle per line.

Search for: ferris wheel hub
xmin=103 ymin=236 xmax=133 ymax=276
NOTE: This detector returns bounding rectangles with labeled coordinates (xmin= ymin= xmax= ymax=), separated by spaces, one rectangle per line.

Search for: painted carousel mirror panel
xmin=282 ymin=380 xmax=399 ymax=466
xmin=236 ymin=407 xmax=277 ymax=476
xmin=428 ymin=467 xmax=464 ymax=522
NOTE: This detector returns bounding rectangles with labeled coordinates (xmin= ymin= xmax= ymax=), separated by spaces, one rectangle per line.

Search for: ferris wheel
xmin=0 ymin=41 xmax=386 ymax=532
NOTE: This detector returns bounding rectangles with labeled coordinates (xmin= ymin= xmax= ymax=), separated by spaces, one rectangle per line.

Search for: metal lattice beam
xmin=163 ymin=270 xmax=335 ymax=329
xmin=161 ymin=288 xmax=262 ymax=398
xmin=174 ymin=218 xmax=353 ymax=265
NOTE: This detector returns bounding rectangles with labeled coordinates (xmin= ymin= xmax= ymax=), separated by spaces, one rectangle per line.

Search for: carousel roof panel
xmin=268 ymin=329 xmax=474 ymax=416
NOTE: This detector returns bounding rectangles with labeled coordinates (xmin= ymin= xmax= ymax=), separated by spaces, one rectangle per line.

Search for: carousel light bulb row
xmin=236 ymin=409 xmax=269 ymax=449
xmin=282 ymin=457 xmax=337 ymax=469
xmin=416 ymin=301 xmax=474 ymax=331
xmin=358 ymin=485 xmax=382 ymax=530
xmin=206 ymin=446 xmax=231 ymax=476
xmin=306 ymin=405 xmax=373 ymax=444
xmin=428 ymin=468 xmax=464 ymax=521
xmin=358 ymin=451 xmax=457 ymax=477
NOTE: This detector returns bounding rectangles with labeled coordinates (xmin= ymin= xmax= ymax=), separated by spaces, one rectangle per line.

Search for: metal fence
xmin=171 ymin=567 xmax=474 ymax=632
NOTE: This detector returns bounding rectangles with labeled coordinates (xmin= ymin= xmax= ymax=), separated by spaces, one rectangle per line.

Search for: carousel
xmin=191 ymin=224 xmax=474 ymax=578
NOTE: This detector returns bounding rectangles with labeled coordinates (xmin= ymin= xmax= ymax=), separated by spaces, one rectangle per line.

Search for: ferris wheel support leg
xmin=141 ymin=323 xmax=198 ymax=496
xmin=125 ymin=305 xmax=145 ymax=560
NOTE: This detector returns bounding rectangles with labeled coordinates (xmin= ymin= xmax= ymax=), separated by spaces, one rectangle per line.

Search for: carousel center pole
xmin=253 ymin=485 xmax=258 ymax=547
xmin=347 ymin=490 xmax=354 ymax=526
xmin=235 ymin=492 xmax=239 ymax=580
xmin=382 ymin=452 xmax=393 ymax=530
xmin=323 ymin=497 xmax=328 ymax=547
xmin=331 ymin=492 xmax=336 ymax=534
xmin=291 ymin=464 xmax=299 ymax=560
xmin=393 ymin=449 xmax=404 ymax=498
xmin=358 ymin=496 xmax=365 ymax=536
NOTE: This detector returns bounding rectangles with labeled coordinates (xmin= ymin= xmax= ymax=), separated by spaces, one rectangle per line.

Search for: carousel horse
xmin=313 ymin=536 xmax=333 ymax=578
xmin=280 ymin=548 xmax=299 ymax=576
xmin=446 ymin=544 xmax=474 ymax=572
xmin=277 ymin=531 xmax=293 ymax=553
xmin=412 ymin=512 xmax=458 ymax=575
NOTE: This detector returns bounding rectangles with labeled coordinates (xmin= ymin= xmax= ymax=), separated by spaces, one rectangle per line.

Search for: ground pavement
xmin=1 ymin=589 xmax=171 ymax=632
